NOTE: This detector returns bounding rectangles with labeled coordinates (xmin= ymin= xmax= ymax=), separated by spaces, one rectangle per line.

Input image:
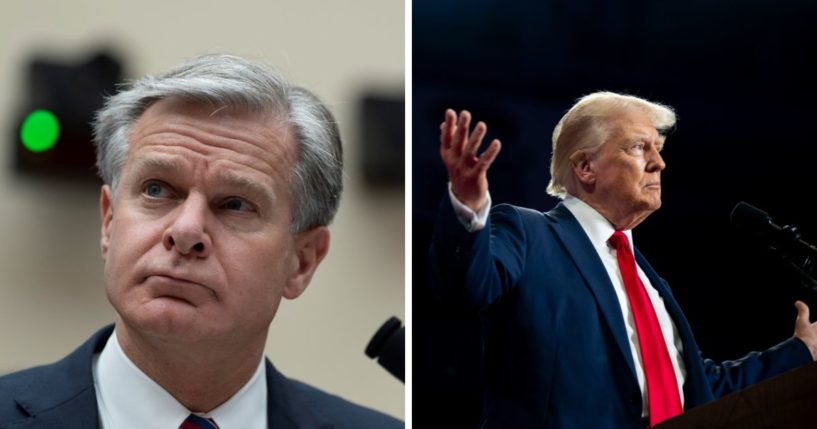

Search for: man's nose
xmin=647 ymin=149 xmax=666 ymax=172
xmin=162 ymin=195 xmax=212 ymax=258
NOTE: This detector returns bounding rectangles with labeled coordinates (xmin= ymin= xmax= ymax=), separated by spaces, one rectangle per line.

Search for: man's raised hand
xmin=439 ymin=109 xmax=501 ymax=212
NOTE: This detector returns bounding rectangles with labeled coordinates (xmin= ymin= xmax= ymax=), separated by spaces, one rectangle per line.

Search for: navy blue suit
xmin=430 ymin=198 xmax=811 ymax=428
xmin=0 ymin=325 xmax=402 ymax=429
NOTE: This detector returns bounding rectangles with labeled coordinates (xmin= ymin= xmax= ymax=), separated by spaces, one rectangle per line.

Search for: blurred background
xmin=0 ymin=0 xmax=403 ymax=419
xmin=413 ymin=0 xmax=817 ymax=427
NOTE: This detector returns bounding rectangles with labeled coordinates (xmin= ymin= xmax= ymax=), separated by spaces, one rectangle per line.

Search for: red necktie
xmin=609 ymin=231 xmax=682 ymax=427
xmin=180 ymin=414 xmax=220 ymax=429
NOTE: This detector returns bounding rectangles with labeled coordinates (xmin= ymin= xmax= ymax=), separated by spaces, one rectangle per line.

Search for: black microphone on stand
xmin=366 ymin=316 xmax=404 ymax=383
xmin=730 ymin=201 xmax=817 ymax=290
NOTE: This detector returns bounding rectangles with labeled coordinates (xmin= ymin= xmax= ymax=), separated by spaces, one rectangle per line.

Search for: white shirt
xmin=92 ymin=330 xmax=268 ymax=429
xmin=449 ymin=187 xmax=687 ymax=415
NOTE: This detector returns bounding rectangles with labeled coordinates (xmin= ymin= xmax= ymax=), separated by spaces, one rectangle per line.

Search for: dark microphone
xmin=365 ymin=316 xmax=404 ymax=383
xmin=731 ymin=201 xmax=817 ymax=289
xmin=731 ymin=202 xmax=817 ymax=256
xmin=730 ymin=201 xmax=777 ymax=233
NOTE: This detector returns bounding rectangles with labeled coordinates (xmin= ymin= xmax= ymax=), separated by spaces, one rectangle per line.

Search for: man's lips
xmin=142 ymin=273 xmax=215 ymax=303
xmin=147 ymin=273 xmax=202 ymax=286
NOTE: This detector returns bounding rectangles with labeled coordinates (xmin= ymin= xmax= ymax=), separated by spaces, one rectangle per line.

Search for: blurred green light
xmin=20 ymin=109 xmax=60 ymax=153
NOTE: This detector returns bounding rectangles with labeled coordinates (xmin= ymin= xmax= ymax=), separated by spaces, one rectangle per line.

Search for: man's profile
xmin=0 ymin=54 xmax=402 ymax=429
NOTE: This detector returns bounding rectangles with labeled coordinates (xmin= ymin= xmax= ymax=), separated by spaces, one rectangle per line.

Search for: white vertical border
xmin=404 ymin=0 xmax=413 ymax=426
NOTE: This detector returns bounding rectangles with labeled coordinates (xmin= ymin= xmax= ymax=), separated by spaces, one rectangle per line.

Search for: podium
xmin=656 ymin=361 xmax=817 ymax=429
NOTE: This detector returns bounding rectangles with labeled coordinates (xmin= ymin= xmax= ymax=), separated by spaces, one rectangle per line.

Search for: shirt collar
xmin=94 ymin=329 xmax=268 ymax=429
xmin=562 ymin=194 xmax=634 ymax=252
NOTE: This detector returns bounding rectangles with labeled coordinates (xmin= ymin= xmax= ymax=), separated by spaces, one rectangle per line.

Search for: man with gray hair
xmin=0 ymin=54 xmax=401 ymax=429
xmin=430 ymin=91 xmax=817 ymax=428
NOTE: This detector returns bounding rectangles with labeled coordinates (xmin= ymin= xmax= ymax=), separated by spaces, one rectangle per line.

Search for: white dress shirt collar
xmin=562 ymin=193 xmax=633 ymax=249
xmin=92 ymin=329 xmax=268 ymax=429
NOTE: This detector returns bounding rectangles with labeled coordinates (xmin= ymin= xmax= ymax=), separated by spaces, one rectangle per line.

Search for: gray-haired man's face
xmin=98 ymin=97 xmax=330 ymax=345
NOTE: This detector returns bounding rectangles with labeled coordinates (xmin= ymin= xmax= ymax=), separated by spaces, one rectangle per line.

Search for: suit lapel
xmin=10 ymin=391 xmax=99 ymax=429
xmin=634 ymin=250 xmax=713 ymax=407
xmin=8 ymin=326 xmax=111 ymax=429
xmin=547 ymin=203 xmax=638 ymax=382
xmin=633 ymin=250 xmax=680 ymax=321
xmin=265 ymin=360 xmax=332 ymax=429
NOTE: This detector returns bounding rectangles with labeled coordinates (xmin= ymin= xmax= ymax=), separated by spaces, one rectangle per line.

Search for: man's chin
xmin=641 ymin=191 xmax=662 ymax=211
xmin=118 ymin=302 xmax=222 ymax=341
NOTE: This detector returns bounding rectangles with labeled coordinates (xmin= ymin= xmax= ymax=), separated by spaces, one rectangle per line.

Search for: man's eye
xmin=222 ymin=197 xmax=254 ymax=212
xmin=143 ymin=181 xmax=169 ymax=198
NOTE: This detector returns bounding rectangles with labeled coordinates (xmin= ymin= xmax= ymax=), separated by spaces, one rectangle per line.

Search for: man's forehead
xmin=130 ymin=97 xmax=291 ymax=144
xmin=121 ymin=97 xmax=298 ymax=194
xmin=127 ymin=97 xmax=297 ymax=165
xmin=128 ymin=153 xmax=178 ymax=170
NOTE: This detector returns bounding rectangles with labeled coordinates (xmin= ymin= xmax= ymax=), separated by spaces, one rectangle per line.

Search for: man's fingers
xmin=440 ymin=110 xmax=498 ymax=178
xmin=794 ymin=301 xmax=817 ymax=361
xmin=445 ymin=108 xmax=456 ymax=123
xmin=477 ymin=139 xmax=502 ymax=172
xmin=465 ymin=121 xmax=487 ymax=155
xmin=454 ymin=110 xmax=472 ymax=154
xmin=440 ymin=109 xmax=457 ymax=150
xmin=796 ymin=301 xmax=811 ymax=324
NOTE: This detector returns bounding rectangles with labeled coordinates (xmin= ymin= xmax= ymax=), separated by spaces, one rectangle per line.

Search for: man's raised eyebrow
xmin=628 ymin=131 xmax=660 ymax=145
xmin=218 ymin=170 xmax=276 ymax=202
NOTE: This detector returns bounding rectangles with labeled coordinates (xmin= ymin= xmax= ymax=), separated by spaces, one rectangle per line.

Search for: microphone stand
xmin=730 ymin=201 xmax=817 ymax=292
xmin=767 ymin=224 xmax=817 ymax=292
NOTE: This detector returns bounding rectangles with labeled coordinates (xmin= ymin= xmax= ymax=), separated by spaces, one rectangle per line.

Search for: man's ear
xmin=571 ymin=151 xmax=596 ymax=186
xmin=100 ymin=185 xmax=114 ymax=260
xmin=283 ymin=226 xmax=331 ymax=300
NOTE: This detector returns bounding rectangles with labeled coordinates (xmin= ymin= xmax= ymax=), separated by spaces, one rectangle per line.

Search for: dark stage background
xmin=412 ymin=1 xmax=817 ymax=427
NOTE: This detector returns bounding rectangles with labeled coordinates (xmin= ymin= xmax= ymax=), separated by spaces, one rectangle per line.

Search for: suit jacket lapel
xmin=634 ymin=250 xmax=714 ymax=407
xmin=546 ymin=203 xmax=638 ymax=382
xmin=265 ymin=360 xmax=333 ymax=429
xmin=8 ymin=326 xmax=111 ymax=429
xmin=633 ymin=250 xmax=682 ymax=323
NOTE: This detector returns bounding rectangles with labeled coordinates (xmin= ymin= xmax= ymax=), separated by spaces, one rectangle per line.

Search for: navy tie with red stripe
xmin=180 ymin=414 xmax=220 ymax=429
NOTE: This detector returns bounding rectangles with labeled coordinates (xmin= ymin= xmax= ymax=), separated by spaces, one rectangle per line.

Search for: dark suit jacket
xmin=0 ymin=325 xmax=402 ymax=429
xmin=430 ymin=198 xmax=812 ymax=428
